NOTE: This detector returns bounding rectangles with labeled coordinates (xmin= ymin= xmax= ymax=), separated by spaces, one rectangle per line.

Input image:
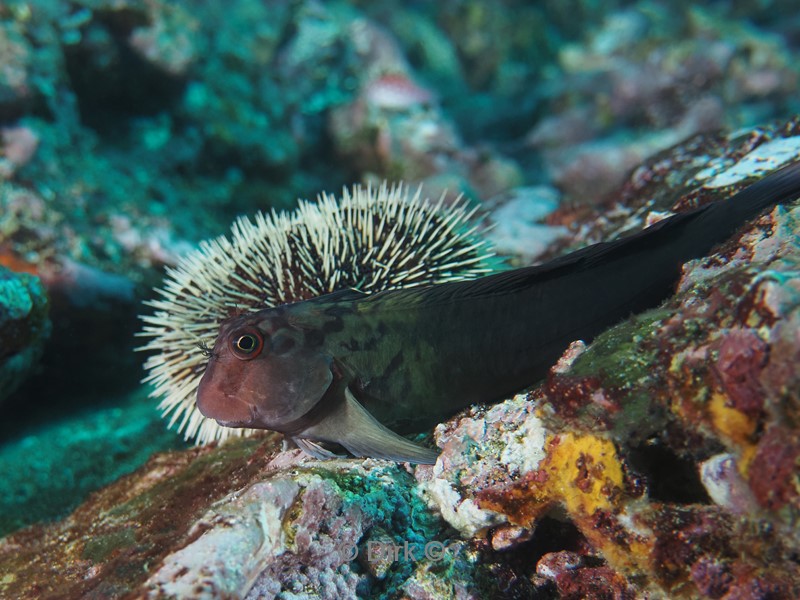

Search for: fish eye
xmin=230 ymin=330 xmax=264 ymax=359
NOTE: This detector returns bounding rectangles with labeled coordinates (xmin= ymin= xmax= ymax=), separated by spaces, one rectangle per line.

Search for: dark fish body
xmin=197 ymin=161 xmax=800 ymax=463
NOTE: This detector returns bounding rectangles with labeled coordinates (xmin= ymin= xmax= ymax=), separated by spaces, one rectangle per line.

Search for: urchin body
xmin=139 ymin=183 xmax=496 ymax=444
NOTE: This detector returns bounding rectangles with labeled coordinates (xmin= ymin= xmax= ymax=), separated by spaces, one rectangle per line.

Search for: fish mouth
xmin=213 ymin=402 xmax=261 ymax=429
xmin=215 ymin=419 xmax=249 ymax=427
xmin=196 ymin=383 xmax=260 ymax=426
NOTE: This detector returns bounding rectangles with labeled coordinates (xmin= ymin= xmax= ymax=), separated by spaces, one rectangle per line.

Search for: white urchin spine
xmin=138 ymin=182 xmax=497 ymax=445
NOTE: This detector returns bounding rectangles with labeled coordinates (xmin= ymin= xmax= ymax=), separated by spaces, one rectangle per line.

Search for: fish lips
xmin=196 ymin=359 xmax=259 ymax=427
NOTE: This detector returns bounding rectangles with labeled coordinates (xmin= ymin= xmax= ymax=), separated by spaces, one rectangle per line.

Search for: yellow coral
xmin=708 ymin=392 xmax=758 ymax=476
xmin=708 ymin=392 xmax=756 ymax=444
xmin=546 ymin=433 xmax=653 ymax=572
xmin=477 ymin=431 xmax=653 ymax=573
xmin=545 ymin=432 xmax=625 ymax=516
xmin=476 ymin=432 xmax=627 ymax=523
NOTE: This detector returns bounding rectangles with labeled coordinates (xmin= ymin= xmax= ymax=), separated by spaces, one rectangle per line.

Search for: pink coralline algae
xmin=535 ymin=550 xmax=637 ymax=599
xmin=748 ymin=426 xmax=800 ymax=512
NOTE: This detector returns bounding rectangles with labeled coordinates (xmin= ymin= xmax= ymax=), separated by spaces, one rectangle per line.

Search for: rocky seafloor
xmin=3 ymin=120 xmax=800 ymax=599
xmin=1 ymin=0 xmax=799 ymax=598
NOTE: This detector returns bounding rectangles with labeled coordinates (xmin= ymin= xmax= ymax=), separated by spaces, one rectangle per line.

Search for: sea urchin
xmin=138 ymin=183 xmax=497 ymax=444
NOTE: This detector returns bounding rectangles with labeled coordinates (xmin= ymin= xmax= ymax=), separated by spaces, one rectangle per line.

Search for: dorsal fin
xmin=355 ymin=206 xmax=704 ymax=309
xmin=356 ymin=159 xmax=800 ymax=311
xmin=312 ymin=288 xmax=369 ymax=303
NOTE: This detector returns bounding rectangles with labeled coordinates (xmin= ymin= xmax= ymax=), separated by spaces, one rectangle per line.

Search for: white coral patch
xmin=144 ymin=478 xmax=299 ymax=599
xmin=699 ymin=453 xmax=758 ymax=514
xmin=498 ymin=401 xmax=548 ymax=474
xmin=695 ymin=136 xmax=800 ymax=188
xmin=417 ymin=394 xmax=548 ymax=537
xmin=423 ymin=478 xmax=504 ymax=538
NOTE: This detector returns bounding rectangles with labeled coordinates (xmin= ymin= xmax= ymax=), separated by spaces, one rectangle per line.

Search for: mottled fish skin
xmin=197 ymin=161 xmax=800 ymax=464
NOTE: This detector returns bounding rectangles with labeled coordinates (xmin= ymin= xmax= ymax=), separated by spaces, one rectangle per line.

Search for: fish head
xmin=196 ymin=310 xmax=333 ymax=432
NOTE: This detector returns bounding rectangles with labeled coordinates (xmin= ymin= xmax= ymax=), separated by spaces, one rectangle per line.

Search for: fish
xmin=196 ymin=160 xmax=800 ymax=464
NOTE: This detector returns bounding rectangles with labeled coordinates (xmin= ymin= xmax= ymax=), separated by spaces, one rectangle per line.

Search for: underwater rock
xmin=416 ymin=123 xmax=800 ymax=595
xmin=0 ymin=177 xmax=187 ymax=396
xmin=462 ymin=125 xmax=800 ymax=594
xmin=58 ymin=0 xmax=195 ymax=128
xmin=533 ymin=550 xmax=638 ymax=599
xmin=485 ymin=185 xmax=569 ymax=264
xmin=2 ymin=255 xmax=143 ymax=397
xmin=545 ymin=117 xmax=800 ymax=257
xmin=0 ymin=436 xmax=490 ymax=599
xmin=0 ymin=383 xmax=183 ymax=538
xmin=3 ymin=123 xmax=800 ymax=599
xmin=0 ymin=266 xmax=49 ymax=404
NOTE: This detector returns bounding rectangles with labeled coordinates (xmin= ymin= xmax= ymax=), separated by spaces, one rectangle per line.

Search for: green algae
xmin=320 ymin=467 xmax=442 ymax=539
xmin=569 ymin=310 xmax=665 ymax=383
xmin=559 ymin=308 xmax=674 ymax=441
xmin=0 ymin=431 xmax=280 ymax=599
xmin=307 ymin=466 xmax=449 ymax=599
xmin=569 ymin=309 xmax=668 ymax=390
xmin=610 ymin=392 xmax=666 ymax=443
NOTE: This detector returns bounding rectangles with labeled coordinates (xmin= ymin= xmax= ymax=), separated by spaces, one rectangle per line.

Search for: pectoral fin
xmin=299 ymin=387 xmax=440 ymax=465
xmin=292 ymin=437 xmax=345 ymax=460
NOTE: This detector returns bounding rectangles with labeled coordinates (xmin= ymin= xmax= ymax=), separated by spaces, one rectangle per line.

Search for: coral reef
xmin=327 ymin=18 xmax=523 ymax=199
xmin=0 ymin=436 xmax=484 ymax=599
xmin=0 ymin=181 xmax=146 ymax=394
xmin=524 ymin=4 xmax=800 ymax=204
xmin=416 ymin=126 xmax=800 ymax=597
